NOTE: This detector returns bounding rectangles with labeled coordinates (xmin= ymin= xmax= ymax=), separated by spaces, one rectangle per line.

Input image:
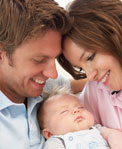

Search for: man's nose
xmin=43 ymin=60 xmax=58 ymax=79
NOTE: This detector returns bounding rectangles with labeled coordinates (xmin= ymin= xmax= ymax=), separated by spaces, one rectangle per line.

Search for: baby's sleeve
xmin=43 ymin=137 xmax=65 ymax=149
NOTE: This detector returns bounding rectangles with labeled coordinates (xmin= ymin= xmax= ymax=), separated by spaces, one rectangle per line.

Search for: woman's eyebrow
xmin=80 ymin=52 xmax=85 ymax=60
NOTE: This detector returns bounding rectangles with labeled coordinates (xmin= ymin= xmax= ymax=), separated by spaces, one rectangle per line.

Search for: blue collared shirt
xmin=0 ymin=91 xmax=45 ymax=149
xmin=0 ymin=75 xmax=70 ymax=149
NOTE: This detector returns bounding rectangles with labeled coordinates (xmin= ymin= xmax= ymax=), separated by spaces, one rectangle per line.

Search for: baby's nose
xmin=72 ymin=108 xmax=80 ymax=114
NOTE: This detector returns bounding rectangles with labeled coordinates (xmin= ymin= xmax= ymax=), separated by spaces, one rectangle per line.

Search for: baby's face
xmin=43 ymin=94 xmax=94 ymax=135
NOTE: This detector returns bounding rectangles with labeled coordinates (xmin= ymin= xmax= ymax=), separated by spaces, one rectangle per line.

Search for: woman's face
xmin=63 ymin=38 xmax=122 ymax=91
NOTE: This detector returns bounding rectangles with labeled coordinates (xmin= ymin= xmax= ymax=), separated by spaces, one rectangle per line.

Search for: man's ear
xmin=42 ymin=128 xmax=53 ymax=139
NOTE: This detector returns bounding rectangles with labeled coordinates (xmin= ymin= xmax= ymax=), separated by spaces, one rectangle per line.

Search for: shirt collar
xmin=27 ymin=96 xmax=43 ymax=114
xmin=97 ymin=82 xmax=122 ymax=96
xmin=0 ymin=90 xmax=43 ymax=111
xmin=97 ymin=81 xmax=112 ymax=92
xmin=0 ymin=91 xmax=15 ymax=110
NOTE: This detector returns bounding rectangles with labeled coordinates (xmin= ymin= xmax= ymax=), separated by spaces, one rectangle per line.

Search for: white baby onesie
xmin=52 ymin=126 xmax=109 ymax=149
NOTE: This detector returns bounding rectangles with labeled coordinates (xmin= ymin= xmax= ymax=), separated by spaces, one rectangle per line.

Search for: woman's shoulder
xmin=85 ymin=81 xmax=110 ymax=92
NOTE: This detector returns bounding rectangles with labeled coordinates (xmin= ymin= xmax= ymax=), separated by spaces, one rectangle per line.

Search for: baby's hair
xmin=37 ymin=85 xmax=72 ymax=130
xmin=43 ymin=85 xmax=72 ymax=100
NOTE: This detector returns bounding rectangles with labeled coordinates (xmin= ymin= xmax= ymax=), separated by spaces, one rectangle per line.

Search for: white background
xmin=55 ymin=0 xmax=73 ymax=8
xmin=55 ymin=0 xmax=73 ymax=79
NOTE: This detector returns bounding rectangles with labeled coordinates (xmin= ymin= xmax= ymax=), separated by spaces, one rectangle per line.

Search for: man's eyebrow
xmin=34 ymin=55 xmax=51 ymax=59
xmin=34 ymin=51 xmax=62 ymax=59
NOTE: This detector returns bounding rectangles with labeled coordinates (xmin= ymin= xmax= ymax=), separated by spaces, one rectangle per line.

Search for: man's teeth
xmin=33 ymin=79 xmax=45 ymax=84
xmin=101 ymin=71 xmax=110 ymax=83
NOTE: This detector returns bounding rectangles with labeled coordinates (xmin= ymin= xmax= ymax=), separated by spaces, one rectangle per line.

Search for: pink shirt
xmin=80 ymin=81 xmax=122 ymax=130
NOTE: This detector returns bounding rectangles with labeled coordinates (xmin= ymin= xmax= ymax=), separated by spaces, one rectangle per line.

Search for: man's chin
xmin=29 ymin=91 xmax=43 ymax=98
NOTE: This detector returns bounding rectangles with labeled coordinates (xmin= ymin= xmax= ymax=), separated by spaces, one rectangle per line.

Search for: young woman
xmin=58 ymin=0 xmax=122 ymax=130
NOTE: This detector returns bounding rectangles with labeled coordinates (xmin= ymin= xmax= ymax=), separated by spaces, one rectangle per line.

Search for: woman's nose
xmin=86 ymin=69 xmax=98 ymax=81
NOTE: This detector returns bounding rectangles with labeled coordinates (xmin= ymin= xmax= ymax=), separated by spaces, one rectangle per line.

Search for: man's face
xmin=0 ymin=30 xmax=61 ymax=103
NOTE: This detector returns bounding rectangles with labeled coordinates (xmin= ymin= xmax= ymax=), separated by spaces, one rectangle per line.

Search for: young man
xmin=0 ymin=0 xmax=73 ymax=148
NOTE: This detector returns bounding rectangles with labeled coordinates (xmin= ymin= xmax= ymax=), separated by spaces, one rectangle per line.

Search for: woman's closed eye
xmin=87 ymin=52 xmax=96 ymax=61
